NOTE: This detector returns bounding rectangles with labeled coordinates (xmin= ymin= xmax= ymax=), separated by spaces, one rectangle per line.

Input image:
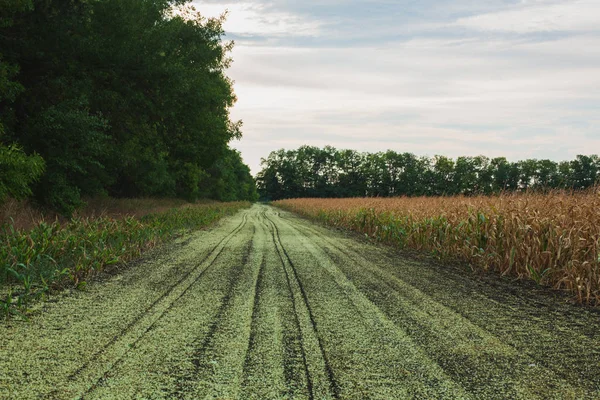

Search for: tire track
xmin=260 ymin=210 xmax=313 ymax=399
xmin=189 ymin=237 xmax=253 ymax=368
xmin=239 ymin=210 xmax=308 ymax=399
xmin=278 ymin=210 xmax=592 ymax=398
xmin=263 ymin=212 xmax=340 ymax=400
xmin=241 ymin=255 xmax=266 ymax=378
xmin=7 ymin=204 xmax=598 ymax=399
xmin=67 ymin=212 xmax=250 ymax=399
xmin=270 ymin=209 xmax=477 ymax=398
xmin=172 ymin=235 xmax=254 ymax=398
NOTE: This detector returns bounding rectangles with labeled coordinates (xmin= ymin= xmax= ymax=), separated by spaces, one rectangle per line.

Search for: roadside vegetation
xmin=275 ymin=191 xmax=600 ymax=305
xmin=0 ymin=201 xmax=250 ymax=319
xmin=0 ymin=0 xmax=258 ymax=319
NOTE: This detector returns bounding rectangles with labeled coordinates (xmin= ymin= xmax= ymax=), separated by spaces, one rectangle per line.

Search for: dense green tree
xmin=0 ymin=0 xmax=45 ymax=203
xmin=256 ymin=158 xmax=283 ymax=201
xmin=517 ymin=159 xmax=538 ymax=190
xmin=257 ymin=146 xmax=599 ymax=200
xmin=535 ymin=159 xmax=559 ymax=190
xmin=428 ymin=155 xmax=455 ymax=196
xmin=454 ymin=156 xmax=484 ymax=195
xmin=557 ymin=161 xmax=574 ymax=188
xmin=489 ymin=157 xmax=511 ymax=192
xmin=206 ymin=148 xmax=258 ymax=202
xmin=0 ymin=142 xmax=44 ymax=201
xmin=0 ymin=0 xmax=255 ymax=212
xmin=570 ymin=155 xmax=599 ymax=190
xmin=336 ymin=149 xmax=366 ymax=197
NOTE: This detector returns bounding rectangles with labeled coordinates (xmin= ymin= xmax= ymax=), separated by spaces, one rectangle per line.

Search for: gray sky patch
xmin=191 ymin=0 xmax=600 ymax=174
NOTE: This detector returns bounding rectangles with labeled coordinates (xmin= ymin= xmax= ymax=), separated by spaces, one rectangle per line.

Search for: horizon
xmin=191 ymin=0 xmax=600 ymax=175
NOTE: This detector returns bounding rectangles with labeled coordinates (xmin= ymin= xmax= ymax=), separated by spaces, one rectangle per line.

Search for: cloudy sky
xmin=192 ymin=0 xmax=600 ymax=174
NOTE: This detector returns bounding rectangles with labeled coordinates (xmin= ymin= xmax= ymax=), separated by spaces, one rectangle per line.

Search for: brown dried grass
xmin=0 ymin=197 xmax=203 ymax=231
xmin=275 ymin=190 xmax=600 ymax=305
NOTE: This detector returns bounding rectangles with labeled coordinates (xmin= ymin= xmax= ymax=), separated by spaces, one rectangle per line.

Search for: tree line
xmin=257 ymin=146 xmax=600 ymax=200
xmin=0 ymin=0 xmax=257 ymax=214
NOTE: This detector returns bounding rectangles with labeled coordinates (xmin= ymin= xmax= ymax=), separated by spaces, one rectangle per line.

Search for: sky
xmin=191 ymin=0 xmax=600 ymax=175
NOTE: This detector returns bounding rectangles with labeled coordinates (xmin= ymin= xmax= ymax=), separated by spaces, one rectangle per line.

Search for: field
xmin=1 ymin=204 xmax=599 ymax=399
xmin=274 ymin=192 xmax=600 ymax=305
xmin=0 ymin=200 xmax=250 ymax=318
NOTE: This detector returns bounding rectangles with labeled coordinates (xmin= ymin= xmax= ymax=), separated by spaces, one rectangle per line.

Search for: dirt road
xmin=2 ymin=205 xmax=599 ymax=399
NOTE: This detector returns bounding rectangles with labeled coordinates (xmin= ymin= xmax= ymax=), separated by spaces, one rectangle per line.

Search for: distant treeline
xmin=257 ymin=146 xmax=600 ymax=200
xmin=0 ymin=0 xmax=257 ymax=214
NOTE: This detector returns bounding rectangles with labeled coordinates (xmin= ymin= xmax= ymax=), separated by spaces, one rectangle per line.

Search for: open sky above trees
xmin=193 ymin=0 xmax=600 ymax=174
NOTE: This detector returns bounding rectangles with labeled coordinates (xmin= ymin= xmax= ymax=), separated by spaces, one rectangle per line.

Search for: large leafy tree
xmin=1 ymin=0 xmax=254 ymax=213
xmin=257 ymin=146 xmax=599 ymax=200
xmin=206 ymin=148 xmax=258 ymax=202
xmin=0 ymin=0 xmax=45 ymax=203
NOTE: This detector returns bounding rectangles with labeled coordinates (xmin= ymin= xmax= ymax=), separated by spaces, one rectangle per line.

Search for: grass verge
xmin=0 ymin=201 xmax=251 ymax=319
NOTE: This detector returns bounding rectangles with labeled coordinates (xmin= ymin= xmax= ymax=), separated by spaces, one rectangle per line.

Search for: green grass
xmin=0 ymin=201 xmax=251 ymax=319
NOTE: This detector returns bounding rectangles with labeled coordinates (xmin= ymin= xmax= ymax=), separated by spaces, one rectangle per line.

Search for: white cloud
xmin=229 ymin=36 xmax=600 ymax=111
xmin=183 ymin=1 xmax=600 ymax=174
xmin=455 ymin=1 xmax=600 ymax=33
xmin=227 ymin=33 xmax=600 ymax=173
xmin=191 ymin=2 xmax=321 ymax=37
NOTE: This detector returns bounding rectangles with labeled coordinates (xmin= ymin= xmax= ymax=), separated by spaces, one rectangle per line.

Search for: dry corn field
xmin=274 ymin=192 xmax=600 ymax=305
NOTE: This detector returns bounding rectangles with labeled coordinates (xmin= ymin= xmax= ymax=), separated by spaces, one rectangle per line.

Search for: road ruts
xmin=276 ymin=209 xmax=600 ymax=397
xmin=1 ymin=204 xmax=599 ymax=399
xmin=239 ymin=210 xmax=313 ymax=399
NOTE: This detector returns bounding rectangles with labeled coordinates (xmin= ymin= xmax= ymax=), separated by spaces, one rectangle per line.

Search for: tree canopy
xmin=0 ymin=0 xmax=257 ymax=214
xmin=257 ymin=146 xmax=599 ymax=200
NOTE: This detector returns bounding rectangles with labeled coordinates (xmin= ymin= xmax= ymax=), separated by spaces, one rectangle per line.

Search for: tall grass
xmin=275 ymin=191 xmax=600 ymax=305
xmin=0 ymin=201 xmax=250 ymax=318
xmin=0 ymin=197 xmax=199 ymax=231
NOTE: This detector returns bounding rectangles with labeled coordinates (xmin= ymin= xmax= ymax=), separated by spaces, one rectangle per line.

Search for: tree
xmin=454 ymin=156 xmax=480 ymax=195
xmin=1 ymin=0 xmax=251 ymax=212
xmin=0 ymin=0 xmax=44 ymax=204
xmin=256 ymin=146 xmax=598 ymax=201
xmin=535 ymin=159 xmax=558 ymax=190
xmin=429 ymin=155 xmax=455 ymax=196
xmin=336 ymin=149 xmax=366 ymax=197
xmin=206 ymin=148 xmax=258 ymax=202
xmin=571 ymin=155 xmax=599 ymax=189
xmin=517 ymin=159 xmax=538 ymax=191
xmin=0 ymin=142 xmax=44 ymax=202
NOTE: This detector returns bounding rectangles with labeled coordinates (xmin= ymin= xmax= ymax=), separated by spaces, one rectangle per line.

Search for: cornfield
xmin=1 ymin=201 xmax=250 ymax=318
xmin=274 ymin=191 xmax=600 ymax=305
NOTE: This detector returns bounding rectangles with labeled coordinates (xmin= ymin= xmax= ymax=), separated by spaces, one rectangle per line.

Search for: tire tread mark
xmin=74 ymin=212 xmax=249 ymax=398
xmin=173 ymin=236 xmax=254 ymax=399
xmin=192 ymin=237 xmax=254 ymax=368
xmin=282 ymin=212 xmax=593 ymax=396
xmin=276 ymin=219 xmax=397 ymax=331
xmin=264 ymin=211 xmax=341 ymax=400
xmin=263 ymin=210 xmax=314 ymax=400
xmin=240 ymin=254 xmax=266 ymax=377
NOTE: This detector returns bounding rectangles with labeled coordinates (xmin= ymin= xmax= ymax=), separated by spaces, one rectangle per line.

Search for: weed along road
xmin=2 ymin=205 xmax=600 ymax=399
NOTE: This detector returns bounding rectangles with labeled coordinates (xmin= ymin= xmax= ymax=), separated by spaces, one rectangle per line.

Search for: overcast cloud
xmin=192 ymin=0 xmax=600 ymax=174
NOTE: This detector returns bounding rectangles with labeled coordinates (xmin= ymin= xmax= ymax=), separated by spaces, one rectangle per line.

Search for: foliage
xmin=0 ymin=201 xmax=250 ymax=318
xmin=275 ymin=192 xmax=600 ymax=305
xmin=0 ymin=142 xmax=44 ymax=201
xmin=257 ymin=146 xmax=600 ymax=200
xmin=205 ymin=148 xmax=259 ymax=202
xmin=0 ymin=0 xmax=254 ymax=213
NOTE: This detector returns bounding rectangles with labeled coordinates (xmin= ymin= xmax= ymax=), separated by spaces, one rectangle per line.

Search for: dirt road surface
xmin=2 ymin=205 xmax=599 ymax=399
